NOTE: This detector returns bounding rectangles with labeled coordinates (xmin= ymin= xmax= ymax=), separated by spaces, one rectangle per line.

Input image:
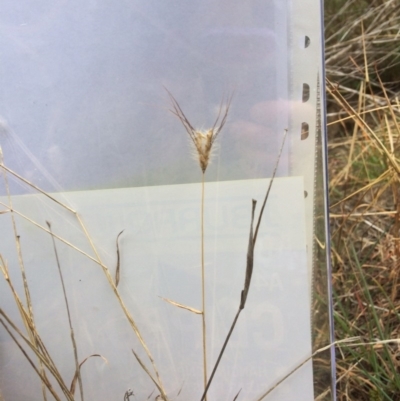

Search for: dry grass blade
xmin=0 ymin=161 xmax=76 ymax=214
xmin=0 ymin=255 xmax=32 ymax=336
xmin=70 ymin=354 xmax=107 ymax=395
xmin=329 ymin=169 xmax=391 ymax=208
xmin=240 ymin=199 xmax=256 ymax=310
xmin=253 ymin=129 xmax=288 ymax=243
xmin=327 ymin=105 xmax=392 ymax=126
xmin=47 ymin=220 xmax=84 ymax=401
xmin=326 ymin=79 xmax=400 ymax=175
xmin=0 ymin=201 xmax=101 ymax=265
xmin=375 ymin=66 xmax=400 ymax=136
xmin=158 ymin=296 xmax=202 ymax=314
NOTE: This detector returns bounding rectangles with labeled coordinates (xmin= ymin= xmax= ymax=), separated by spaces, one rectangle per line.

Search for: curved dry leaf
xmin=240 ymin=199 xmax=257 ymax=310
xmin=70 ymin=354 xmax=107 ymax=395
xmin=115 ymin=230 xmax=124 ymax=287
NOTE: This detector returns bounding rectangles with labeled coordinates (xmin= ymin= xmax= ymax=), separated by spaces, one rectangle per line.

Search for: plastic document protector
xmin=0 ymin=1 xmax=334 ymax=401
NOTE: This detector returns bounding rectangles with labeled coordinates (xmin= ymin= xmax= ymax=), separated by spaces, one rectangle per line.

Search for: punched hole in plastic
xmin=305 ymin=36 xmax=310 ymax=48
xmin=301 ymin=122 xmax=309 ymax=140
xmin=302 ymin=83 xmax=310 ymax=102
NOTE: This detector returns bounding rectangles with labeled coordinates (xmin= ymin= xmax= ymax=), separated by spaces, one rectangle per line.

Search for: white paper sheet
xmin=0 ymin=177 xmax=313 ymax=401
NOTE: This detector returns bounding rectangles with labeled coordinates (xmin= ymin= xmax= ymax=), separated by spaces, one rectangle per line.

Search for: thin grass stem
xmin=47 ymin=221 xmax=84 ymax=401
xmin=0 ymin=201 xmax=101 ymax=264
xmin=166 ymin=90 xmax=233 ymax=399
xmin=200 ymin=172 xmax=207 ymax=398
xmin=0 ymin=162 xmax=76 ymax=213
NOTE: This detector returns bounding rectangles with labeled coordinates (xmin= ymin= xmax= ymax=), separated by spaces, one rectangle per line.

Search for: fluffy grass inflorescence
xmin=326 ymin=0 xmax=400 ymax=399
xmin=192 ymin=129 xmax=215 ymax=173
xmin=165 ymin=89 xmax=233 ymax=173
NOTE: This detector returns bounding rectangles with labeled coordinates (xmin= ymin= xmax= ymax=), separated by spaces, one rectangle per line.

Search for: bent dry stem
xmin=200 ymin=129 xmax=288 ymax=401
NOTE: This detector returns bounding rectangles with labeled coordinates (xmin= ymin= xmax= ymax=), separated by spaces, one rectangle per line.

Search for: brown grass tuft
xmin=326 ymin=0 xmax=400 ymax=399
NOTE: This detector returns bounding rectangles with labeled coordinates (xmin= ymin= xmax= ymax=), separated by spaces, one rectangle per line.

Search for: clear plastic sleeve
xmin=0 ymin=1 xmax=334 ymax=400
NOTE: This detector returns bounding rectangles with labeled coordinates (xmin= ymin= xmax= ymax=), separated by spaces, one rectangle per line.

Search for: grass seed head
xmin=193 ymin=129 xmax=214 ymax=173
xmin=165 ymin=88 xmax=232 ymax=173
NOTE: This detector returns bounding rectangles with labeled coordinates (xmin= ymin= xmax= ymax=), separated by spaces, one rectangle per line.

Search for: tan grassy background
xmin=325 ymin=0 xmax=400 ymax=399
